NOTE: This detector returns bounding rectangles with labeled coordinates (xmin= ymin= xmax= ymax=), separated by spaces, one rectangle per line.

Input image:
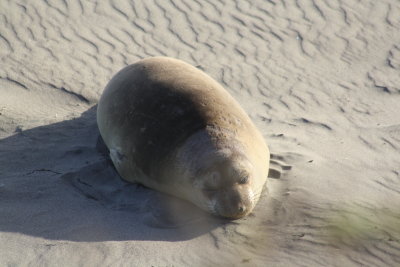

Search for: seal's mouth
xmin=211 ymin=201 xmax=253 ymax=219
xmin=216 ymin=209 xmax=251 ymax=220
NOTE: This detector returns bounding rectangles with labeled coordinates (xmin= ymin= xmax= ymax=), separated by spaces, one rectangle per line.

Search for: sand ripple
xmin=1 ymin=0 xmax=400 ymax=266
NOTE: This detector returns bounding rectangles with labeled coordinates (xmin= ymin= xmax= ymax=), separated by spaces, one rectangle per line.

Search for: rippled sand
xmin=1 ymin=0 xmax=399 ymax=266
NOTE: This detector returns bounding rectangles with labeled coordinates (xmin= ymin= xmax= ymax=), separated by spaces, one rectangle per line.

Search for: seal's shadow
xmin=62 ymin=138 xmax=221 ymax=231
xmin=0 ymin=106 xmax=224 ymax=242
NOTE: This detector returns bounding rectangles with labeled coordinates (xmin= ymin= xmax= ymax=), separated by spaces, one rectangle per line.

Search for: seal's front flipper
xmin=109 ymin=147 xmax=144 ymax=184
xmin=109 ymin=147 xmax=126 ymax=171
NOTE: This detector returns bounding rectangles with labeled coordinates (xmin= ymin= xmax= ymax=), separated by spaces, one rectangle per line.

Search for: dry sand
xmin=1 ymin=0 xmax=400 ymax=266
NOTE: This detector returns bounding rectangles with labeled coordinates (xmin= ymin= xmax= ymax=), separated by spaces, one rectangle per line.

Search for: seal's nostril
xmin=238 ymin=206 xmax=244 ymax=213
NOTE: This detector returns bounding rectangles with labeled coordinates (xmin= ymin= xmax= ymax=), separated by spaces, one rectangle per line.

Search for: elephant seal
xmin=97 ymin=57 xmax=269 ymax=219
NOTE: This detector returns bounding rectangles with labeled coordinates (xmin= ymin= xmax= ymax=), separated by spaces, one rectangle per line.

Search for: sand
xmin=1 ymin=0 xmax=400 ymax=266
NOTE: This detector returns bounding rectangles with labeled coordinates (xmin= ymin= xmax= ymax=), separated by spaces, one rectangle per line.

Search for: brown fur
xmin=97 ymin=57 xmax=269 ymax=219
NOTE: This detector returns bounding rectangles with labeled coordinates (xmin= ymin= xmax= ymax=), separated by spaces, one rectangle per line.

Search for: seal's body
xmin=97 ymin=57 xmax=269 ymax=219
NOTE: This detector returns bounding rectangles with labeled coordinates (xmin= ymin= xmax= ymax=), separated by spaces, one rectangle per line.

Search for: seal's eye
xmin=239 ymin=176 xmax=248 ymax=184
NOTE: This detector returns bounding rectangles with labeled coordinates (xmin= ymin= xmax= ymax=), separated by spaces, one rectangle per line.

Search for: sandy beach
xmin=1 ymin=0 xmax=400 ymax=266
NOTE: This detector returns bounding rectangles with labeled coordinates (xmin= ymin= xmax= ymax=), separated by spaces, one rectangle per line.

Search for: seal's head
xmin=173 ymin=128 xmax=267 ymax=220
xmin=192 ymin=154 xmax=262 ymax=219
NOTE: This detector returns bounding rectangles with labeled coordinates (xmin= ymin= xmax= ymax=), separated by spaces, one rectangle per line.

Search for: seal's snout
xmin=233 ymin=205 xmax=248 ymax=219
xmin=221 ymin=205 xmax=249 ymax=220
xmin=215 ymin=190 xmax=252 ymax=219
xmin=233 ymin=202 xmax=251 ymax=218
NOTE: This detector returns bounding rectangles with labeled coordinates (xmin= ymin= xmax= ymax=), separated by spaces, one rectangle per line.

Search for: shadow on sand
xmin=0 ymin=106 xmax=228 ymax=242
